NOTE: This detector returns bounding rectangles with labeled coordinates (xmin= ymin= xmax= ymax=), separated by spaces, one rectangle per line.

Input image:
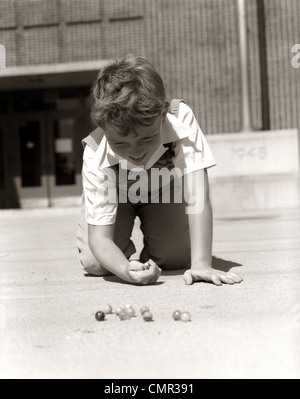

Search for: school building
xmin=0 ymin=0 xmax=299 ymax=212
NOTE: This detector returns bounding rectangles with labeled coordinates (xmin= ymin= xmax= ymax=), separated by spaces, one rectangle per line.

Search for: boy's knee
xmin=160 ymin=250 xmax=191 ymax=270
xmin=141 ymin=245 xmax=190 ymax=271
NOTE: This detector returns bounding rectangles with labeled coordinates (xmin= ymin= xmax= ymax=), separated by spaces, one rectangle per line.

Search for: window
xmin=19 ymin=121 xmax=42 ymax=187
xmin=0 ymin=128 xmax=4 ymax=189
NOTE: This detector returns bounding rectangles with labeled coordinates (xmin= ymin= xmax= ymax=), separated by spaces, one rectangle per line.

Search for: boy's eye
xmin=112 ymin=143 xmax=124 ymax=147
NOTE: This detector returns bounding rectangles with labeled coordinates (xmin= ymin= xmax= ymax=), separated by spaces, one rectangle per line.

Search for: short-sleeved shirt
xmin=82 ymin=102 xmax=216 ymax=226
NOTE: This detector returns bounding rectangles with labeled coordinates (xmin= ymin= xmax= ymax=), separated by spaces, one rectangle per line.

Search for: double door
xmin=0 ymin=111 xmax=84 ymax=208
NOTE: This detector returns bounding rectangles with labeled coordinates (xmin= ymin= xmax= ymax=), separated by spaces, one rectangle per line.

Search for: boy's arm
xmin=88 ymin=224 xmax=161 ymax=285
xmin=82 ymin=147 xmax=160 ymax=286
xmin=184 ymin=169 xmax=243 ymax=286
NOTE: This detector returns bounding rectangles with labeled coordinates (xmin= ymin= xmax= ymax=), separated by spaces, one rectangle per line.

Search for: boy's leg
xmin=76 ymin=197 xmax=137 ymax=276
xmin=114 ymin=202 xmax=137 ymax=258
xmin=137 ymin=200 xmax=191 ymax=270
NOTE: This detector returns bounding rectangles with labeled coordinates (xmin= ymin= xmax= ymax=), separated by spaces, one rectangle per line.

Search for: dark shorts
xmin=76 ymin=181 xmax=191 ymax=276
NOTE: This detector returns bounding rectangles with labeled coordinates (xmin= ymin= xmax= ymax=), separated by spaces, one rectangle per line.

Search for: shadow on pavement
xmin=85 ymin=273 xmax=165 ymax=286
xmin=84 ymin=257 xmax=243 ymax=280
xmin=160 ymin=256 xmax=243 ymax=276
xmin=212 ymin=256 xmax=243 ymax=272
xmin=102 ymin=276 xmax=166 ymax=286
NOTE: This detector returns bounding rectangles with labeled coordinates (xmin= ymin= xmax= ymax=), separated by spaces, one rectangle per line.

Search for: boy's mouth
xmin=129 ymin=154 xmax=146 ymax=163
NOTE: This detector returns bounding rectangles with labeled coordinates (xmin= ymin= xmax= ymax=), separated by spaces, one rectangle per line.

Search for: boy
xmin=76 ymin=55 xmax=243 ymax=287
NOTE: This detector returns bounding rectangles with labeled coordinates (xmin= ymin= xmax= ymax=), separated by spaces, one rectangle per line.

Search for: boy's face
xmin=105 ymin=115 xmax=164 ymax=166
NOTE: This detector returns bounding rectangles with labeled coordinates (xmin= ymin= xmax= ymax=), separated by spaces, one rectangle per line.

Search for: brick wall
xmin=145 ymin=0 xmax=242 ymax=134
xmin=0 ymin=0 xmax=299 ymax=134
xmin=246 ymin=0 xmax=300 ymax=131
xmin=263 ymin=0 xmax=300 ymax=131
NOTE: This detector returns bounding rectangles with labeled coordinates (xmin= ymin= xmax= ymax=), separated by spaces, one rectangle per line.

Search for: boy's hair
xmin=90 ymin=54 xmax=169 ymax=135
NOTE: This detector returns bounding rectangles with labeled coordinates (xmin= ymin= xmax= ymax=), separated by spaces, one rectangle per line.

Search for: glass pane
xmin=54 ymin=119 xmax=76 ymax=186
xmin=19 ymin=121 xmax=41 ymax=187
xmin=0 ymin=93 xmax=9 ymax=114
xmin=0 ymin=128 xmax=4 ymax=189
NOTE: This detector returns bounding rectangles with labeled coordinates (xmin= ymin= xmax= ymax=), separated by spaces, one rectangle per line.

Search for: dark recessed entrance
xmin=0 ymin=87 xmax=93 ymax=208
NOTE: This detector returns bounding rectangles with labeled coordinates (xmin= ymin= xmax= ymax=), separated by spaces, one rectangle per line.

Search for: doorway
xmin=0 ymin=122 xmax=7 ymax=208
xmin=2 ymin=110 xmax=85 ymax=208
xmin=46 ymin=111 xmax=84 ymax=207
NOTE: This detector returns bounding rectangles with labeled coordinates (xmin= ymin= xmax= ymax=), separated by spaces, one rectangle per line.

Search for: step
xmin=210 ymin=173 xmax=300 ymax=213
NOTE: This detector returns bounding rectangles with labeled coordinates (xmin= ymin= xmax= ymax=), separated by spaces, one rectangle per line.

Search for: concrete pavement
xmin=0 ymin=207 xmax=299 ymax=379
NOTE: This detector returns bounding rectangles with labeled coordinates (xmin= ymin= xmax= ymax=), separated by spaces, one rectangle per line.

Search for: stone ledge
xmin=210 ymin=172 xmax=300 ymax=212
xmin=207 ymin=129 xmax=299 ymax=178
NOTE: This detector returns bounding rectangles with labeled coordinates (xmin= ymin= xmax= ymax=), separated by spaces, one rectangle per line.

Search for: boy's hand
xmin=183 ymin=267 xmax=243 ymax=286
xmin=129 ymin=260 xmax=152 ymax=271
xmin=126 ymin=259 xmax=162 ymax=286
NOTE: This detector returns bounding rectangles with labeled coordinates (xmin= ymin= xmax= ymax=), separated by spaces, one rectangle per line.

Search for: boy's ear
xmin=162 ymin=102 xmax=169 ymax=121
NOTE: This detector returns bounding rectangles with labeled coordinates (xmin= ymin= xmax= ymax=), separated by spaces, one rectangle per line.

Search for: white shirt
xmin=82 ymin=102 xmax=216 ymax=226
